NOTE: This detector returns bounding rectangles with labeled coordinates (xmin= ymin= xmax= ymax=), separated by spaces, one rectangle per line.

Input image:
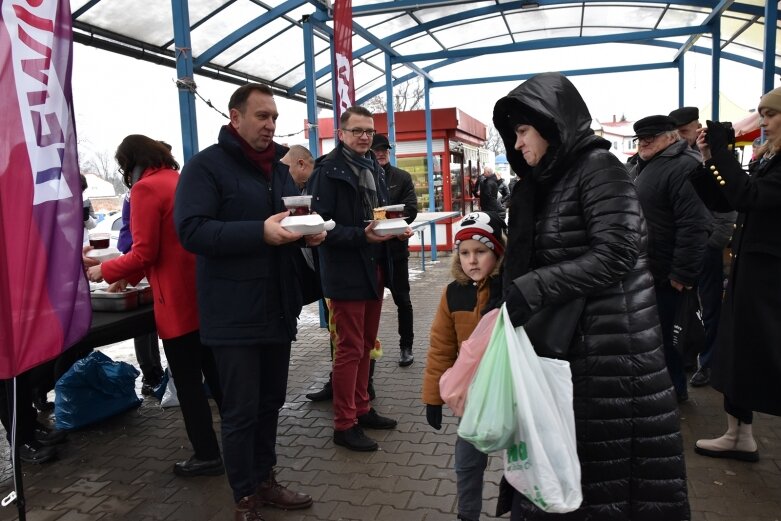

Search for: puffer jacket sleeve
xmin=513 ymin=159 xmax=642 ymax=310
xmin=422 ymin=287 xmax=458 ymax=405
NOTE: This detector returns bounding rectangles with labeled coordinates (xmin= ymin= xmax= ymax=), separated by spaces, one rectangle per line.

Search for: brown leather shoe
xmin=255 ymin=469 xmax=313 ymax=510
xmin=234 ymin=495 xmax=265 ymax=521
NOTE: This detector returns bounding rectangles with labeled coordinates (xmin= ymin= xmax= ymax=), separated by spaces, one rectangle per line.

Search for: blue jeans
xmin=455 ymin=435 xmax=488 ymax=520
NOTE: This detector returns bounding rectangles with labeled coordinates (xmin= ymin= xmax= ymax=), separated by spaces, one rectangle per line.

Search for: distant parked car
xmin=90 ymin=212 xmax=122 ymax=249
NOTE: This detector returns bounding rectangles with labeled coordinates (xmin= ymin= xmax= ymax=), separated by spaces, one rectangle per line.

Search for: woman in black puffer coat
xmin=493 ymin=72 xmax=689 ymax=520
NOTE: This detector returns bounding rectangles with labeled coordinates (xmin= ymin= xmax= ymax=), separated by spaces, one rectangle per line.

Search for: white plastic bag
xmin=161 ymin=370 xmax=180 ymax=408
xmin=502 ymin=305 xmax=582 ymax=513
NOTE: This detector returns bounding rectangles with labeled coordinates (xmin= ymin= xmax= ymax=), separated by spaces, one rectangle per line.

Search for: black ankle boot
xmin=306 ymin=373 xmax=333 ymax=402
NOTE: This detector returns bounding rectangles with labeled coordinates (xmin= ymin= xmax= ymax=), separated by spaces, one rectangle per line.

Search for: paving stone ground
xmin=1 ymin=257 xmax=779 ymax=520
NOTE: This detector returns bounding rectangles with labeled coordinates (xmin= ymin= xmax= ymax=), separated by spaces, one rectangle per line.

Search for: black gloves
xmin=705 ymin=120 xmax=735 ymax=153
xmin=504 ymin=282 xmax=532 ymax=327
xmin=426 ymin=404 xmax=442 ymax=430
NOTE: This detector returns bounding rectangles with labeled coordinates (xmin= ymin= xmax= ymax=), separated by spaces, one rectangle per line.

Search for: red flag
xmin=0 ymin=0 xmax=91 ymax=378
xmin=333 ymin=0 xmax=354 ymax=118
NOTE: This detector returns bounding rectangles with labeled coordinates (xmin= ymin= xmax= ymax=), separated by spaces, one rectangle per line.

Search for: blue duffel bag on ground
xmin=55 ymin=351 xmax=142 ymax=430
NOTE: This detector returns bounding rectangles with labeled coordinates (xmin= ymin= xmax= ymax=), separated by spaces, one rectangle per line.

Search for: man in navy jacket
xmin=310 ymin=106 xmax=412 ymax=452
xmin=175 ymin=84 xmax=324 ymax=520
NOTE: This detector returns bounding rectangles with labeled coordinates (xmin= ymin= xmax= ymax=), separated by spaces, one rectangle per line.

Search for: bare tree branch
xmin=80 ymin=149 xmax=128 ymax=194
xmin=365 ymin=77 xmax=424 ymax=114
xmin=484 ymin=125 xmax=506 ymax=156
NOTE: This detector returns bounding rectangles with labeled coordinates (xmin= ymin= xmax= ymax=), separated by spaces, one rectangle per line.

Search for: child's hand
xmin=426 ymin=404 xmax=442 ymax=430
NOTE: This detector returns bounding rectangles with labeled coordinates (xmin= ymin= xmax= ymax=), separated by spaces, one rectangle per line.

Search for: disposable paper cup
xmin=282 ymin=195 xmax=312 ymax=216
xmin=88 ymin=232 xmax=111 ymax=249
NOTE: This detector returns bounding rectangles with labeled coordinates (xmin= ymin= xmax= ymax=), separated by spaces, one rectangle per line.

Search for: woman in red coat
xmin=86 ymin=135 xmax=223 ymax=477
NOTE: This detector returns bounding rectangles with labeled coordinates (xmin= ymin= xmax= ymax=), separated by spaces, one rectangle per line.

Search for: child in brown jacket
xmin=422 ymin=211 xmax=505 ymax=521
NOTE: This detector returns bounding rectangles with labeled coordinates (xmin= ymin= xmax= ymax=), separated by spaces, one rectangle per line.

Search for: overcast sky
xmin=71 ymin=41 xmax=775 ymax=168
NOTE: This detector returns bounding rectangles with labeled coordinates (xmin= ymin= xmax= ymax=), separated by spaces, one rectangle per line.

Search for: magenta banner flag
xmin=333 ymin=0 xmax=354 ymax=118
xmin=0 ymin=0 xmax=91 ymax=379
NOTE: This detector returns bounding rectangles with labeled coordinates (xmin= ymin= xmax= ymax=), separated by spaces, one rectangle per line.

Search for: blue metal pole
xmin=385 ymin=53 xmax=397 ymax=164
xmin=424 ymin=78 xmax=437 ymax=261
xmin=331 ymin=41 xmax=340 ymax=143
xmin=763 ymin=2 xmax=778 ymax=95
xmin=677 ymin=58 xmax=685 ymax=108
xmin=711 ymin=20 xmax=721 ymax=121
xmin=303 ymin=17 xmax=319 ymax=156
xmin=171 ymin=0 xmax=198 ymax=161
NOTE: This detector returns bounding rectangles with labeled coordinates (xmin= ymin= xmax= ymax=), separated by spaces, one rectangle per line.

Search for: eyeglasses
xmin=634 ymin=134 xmax=660 ymax=146
xmin=343 ymin=128 xmax=376 ymax=137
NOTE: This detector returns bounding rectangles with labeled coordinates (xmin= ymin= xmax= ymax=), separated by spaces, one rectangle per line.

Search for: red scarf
xmin=225 ymin=124 xmax=276 ymax=181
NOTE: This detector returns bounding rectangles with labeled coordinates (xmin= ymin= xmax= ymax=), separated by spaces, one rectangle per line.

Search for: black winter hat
xmin=668 ymin=107 xmax=699 ymax=127
xmin=633 ymin=115 xmax=677 ymax=138
xmin=371 ymin=134 xmax=393 ymax=150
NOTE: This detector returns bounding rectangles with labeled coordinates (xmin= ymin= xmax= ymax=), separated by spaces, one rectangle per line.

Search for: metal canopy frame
xmin=70 ymin=0 xmax=781 ymax=169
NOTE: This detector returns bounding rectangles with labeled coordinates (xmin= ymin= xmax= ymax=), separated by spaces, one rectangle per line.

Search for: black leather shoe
xmin=305 ymin=380 xmax=332 ymax=402
xmin=19 ymin=440 xmax=57 ymax=464
xmin=690 ymin=367 xmax=710 ymax=387
xmin=173 ymin=456 xmax=224 ymax=477
xmin=398 ymin=347 xmax=414 ymax=367
xmin=676 ymin=389 xmax=689 ymax=404
xmin=357 ymin=408 xmax=397 ymax=430
xmin=333 ymin=426 xmax=378 ymax=452
xmin=34 ymin=423 xmax=67 ymax=446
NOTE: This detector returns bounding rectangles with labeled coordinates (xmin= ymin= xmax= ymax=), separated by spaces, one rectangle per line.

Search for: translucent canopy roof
xmin=70 ymin=0 xmax=780 ymax=108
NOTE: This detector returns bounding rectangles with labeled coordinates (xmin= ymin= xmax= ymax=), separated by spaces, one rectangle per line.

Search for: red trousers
xmin=330 ymin=277 xmax=384 ymax=430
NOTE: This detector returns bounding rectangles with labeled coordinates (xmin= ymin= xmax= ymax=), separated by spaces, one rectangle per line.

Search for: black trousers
xmin=655 ymin=282 xmax=686 ymax=396
xmin=135 ymin=330 xmax=163 ymax=384
xmin=697 ymin=246 xmax=724 ymax=369
xmin=725 ymin=395 xmax=753 ymax=424
xmin=0 ymin=370 xmax=38 ymax=444
xmin=390 ymin=257 xmax=414 ymax=351
xmin=212 ymin=343 xmax=291 ymax=502
xmin=162 ymin=331 xmax=222 ymax=461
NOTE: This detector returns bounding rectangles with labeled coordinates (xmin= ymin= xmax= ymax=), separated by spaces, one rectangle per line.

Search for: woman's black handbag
xmin=524 ymin=297 xmax=586 ymax=359
xmin=672 ymin=288 xmax=705 ymax=357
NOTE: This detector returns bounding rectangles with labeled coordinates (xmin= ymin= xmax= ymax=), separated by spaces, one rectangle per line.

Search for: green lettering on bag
xmin=530 ymin=485 xmax=548 ymax=508
xmin=507 ymin=441 xmax=528 ymax=463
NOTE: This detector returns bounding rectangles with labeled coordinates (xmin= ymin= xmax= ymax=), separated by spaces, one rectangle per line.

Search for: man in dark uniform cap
xmin=669 ymin=106 xmax=701 ymax=148
xmin=669 ymin=107 xmax=737 ymax=388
